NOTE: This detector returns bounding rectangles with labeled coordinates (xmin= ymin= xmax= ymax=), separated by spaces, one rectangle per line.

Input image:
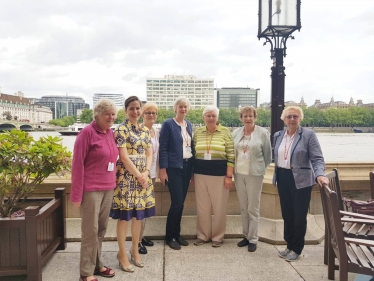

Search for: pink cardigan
xmin=70 ymin=121 xmax=119 ymax=203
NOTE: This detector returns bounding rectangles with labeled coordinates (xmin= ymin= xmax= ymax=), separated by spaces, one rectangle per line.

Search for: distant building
xmin=216 ymin=87 xmax=259 ymax=108
xmin=146 ymin=75 xmax=215 ymax=109
xmin=93 ymin=93 xmax=124 ymax=109
xmin=0 ymin=91 xmax=53 ymax=123
xmin=35 ymin=95 xmax=89 ymax=119
xmin=311 ymin=97 xmax=355 ymax=109
xmin=259 ymin=97 xmax=307 ymax=109
xmin=356 ymin=99 xmax=374 ymax=108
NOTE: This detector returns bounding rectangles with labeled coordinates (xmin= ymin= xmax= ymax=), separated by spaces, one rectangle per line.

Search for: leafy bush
xmin=0 ymin=129 xmax=72 ymax=217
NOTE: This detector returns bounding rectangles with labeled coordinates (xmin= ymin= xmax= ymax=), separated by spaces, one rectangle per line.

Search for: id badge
xmin=284 ymin=159 xmax=288 ymax=167
xmin=204 ymin=153 xmax=212 ymax=160
xmin=185 ymin=146 xmax=192 ymax=153
xmin=238 ymin=152 xmax=249 ymax=160
xmin=107 ymin=162 xmax=114 ymax=171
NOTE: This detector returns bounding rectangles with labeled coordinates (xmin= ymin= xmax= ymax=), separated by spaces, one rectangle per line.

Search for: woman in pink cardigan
xmin=71 ymin=99 xmax=119 ymax=281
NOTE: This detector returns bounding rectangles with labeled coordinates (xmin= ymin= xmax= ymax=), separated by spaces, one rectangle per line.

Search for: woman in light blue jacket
xmin=232 ymin=106 xmax=271 ymax=252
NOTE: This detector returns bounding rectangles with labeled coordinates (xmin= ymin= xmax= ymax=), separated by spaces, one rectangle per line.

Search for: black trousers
xmin=165 ymin=160 xmax=193 ymax=241
xmin=277 ymin=168 xmax=312 ymax=255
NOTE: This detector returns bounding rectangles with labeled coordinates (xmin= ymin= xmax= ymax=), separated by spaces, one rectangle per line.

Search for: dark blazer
xmin=159 ymin=118 xmax=193 ymax=169
xmin=272 ymin=126 xmax=326 ymax=189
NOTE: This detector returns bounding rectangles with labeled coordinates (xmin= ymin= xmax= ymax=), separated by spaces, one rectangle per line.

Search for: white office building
xmin=93 ymin=93 xmax=124 ymax=109
xmin=146 ymin=75 xmax=215 ymax=109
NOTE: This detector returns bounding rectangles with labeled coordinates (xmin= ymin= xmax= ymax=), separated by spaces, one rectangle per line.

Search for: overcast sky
xmin=1 ymin=0 xmax=373 ymax=108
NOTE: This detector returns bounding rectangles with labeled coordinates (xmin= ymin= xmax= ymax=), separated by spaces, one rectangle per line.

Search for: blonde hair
xmin=239 ymin=106 xmax=257 ymax=118
xmin=93 ymin=99 xmax=117 ymax=120
xmin=142 ymin=103 xmax=158 ymax=115
xmin=280 ymin=106 xmax=304 ymax=122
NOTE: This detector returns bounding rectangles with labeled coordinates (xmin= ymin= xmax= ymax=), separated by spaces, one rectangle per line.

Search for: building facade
xmin=93 ymin=93 xmax=124 ymax=109
xmin=146 ymin=75 xmax=215 ymax=109
xmin=216 ymin=87 xmax=260 ymax=108
xmin=35 ymin=95 xmax=89 ymax=119
xmin=0 ymin=91 xmax=53 ymax=123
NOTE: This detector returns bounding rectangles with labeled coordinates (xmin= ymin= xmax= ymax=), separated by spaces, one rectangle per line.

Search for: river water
xmin=30 ymin=131 xmax=374 ymax=163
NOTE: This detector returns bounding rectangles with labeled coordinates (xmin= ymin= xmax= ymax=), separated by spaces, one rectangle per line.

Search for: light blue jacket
xmin=232 ymin=125 xmax=272 ymax=176
xmin=272 ymin=126 xmax=326 ymax=189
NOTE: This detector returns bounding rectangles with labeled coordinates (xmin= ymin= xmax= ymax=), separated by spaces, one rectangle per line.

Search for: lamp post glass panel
xmin=258 ymin=0 xmax=301 ymax=147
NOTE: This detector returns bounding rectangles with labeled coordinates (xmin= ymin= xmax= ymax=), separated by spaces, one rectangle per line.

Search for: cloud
xmin=0 ymin=0 xmax=373 ymax=108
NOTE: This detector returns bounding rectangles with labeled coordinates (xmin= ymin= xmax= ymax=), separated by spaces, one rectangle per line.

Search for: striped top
xmin=193 ymin=124 xmax=235 ymax=176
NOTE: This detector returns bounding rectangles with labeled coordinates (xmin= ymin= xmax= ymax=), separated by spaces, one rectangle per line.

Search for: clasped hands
xmin=137 ymin=172 xmax=149 ymax=189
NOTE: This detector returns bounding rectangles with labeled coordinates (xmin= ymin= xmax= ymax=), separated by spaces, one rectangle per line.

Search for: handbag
xmin=343 ymin=198 xmax=374 ymax=216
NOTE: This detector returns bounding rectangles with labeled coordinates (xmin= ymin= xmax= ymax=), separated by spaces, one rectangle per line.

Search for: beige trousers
xmin=80 ymin=189 xmax=113 ymax=276
xmin=194 ymin=174 xmax=229 ymax=243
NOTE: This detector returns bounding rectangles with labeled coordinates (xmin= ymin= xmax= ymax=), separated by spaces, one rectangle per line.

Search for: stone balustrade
xmin=38 ymin=162 xmax=374 ymax=219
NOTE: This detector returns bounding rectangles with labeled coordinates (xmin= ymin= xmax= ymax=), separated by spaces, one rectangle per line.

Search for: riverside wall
xmin=36 ymin=162 xmax=374 ymax=219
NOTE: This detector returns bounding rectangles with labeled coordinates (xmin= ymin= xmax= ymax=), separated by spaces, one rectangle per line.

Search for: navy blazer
xmin=272 ymin=126 xmax=326 ymax=189
xmin=159 ymin=118 xmax=194 ymax=169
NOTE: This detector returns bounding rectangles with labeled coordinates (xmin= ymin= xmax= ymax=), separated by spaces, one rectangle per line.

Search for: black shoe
xmin=138 ymin=242 xmax=147 ymax=254
xmin=166 ymin=238 xmax=181 ymax=250
xmin=237 ymin=238 xmax=250 ymax=247
xmin=248 ymin=243 xmax=257 ymax=252
xmin=176 ymin=236 xmax=189 ymax=246
xmin=142 ymin=237 xmax=154 ymax=247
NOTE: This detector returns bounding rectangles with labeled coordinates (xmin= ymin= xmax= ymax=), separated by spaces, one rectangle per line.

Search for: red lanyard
xmin=284 ymin=134 xmax=295 ymax=160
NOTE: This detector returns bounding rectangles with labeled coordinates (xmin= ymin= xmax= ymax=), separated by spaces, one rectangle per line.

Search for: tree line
xmin=49 ymin=106 xmax=374 ymax=128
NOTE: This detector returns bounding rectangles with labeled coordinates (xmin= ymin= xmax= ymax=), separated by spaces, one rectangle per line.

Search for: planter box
xmin=0 ymin=188 xmax=66 ymax=281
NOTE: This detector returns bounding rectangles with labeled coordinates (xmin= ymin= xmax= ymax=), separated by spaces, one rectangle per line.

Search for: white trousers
xmin=234 ymin=173 xmax=264 ymax=244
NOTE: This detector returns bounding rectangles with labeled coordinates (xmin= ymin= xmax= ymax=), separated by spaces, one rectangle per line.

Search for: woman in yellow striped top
xmin=192 ymin=105 xmax=235 ymax=247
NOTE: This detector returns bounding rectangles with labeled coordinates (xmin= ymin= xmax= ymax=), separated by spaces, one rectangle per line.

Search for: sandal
xmin=94 ymin=266 xmax=115 ymax=278
xmin=80 ymin=275 xmax=98 ymax=281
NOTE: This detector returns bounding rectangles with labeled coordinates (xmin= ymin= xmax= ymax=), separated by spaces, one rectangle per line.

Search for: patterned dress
xmin=110 ymin=119 xmax=156 ymax=221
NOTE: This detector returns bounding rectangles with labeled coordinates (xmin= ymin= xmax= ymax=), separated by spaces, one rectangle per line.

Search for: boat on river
xmin=353 ymin=128 xmax=373 ymax=133
xmin=58 ymin=123 xmax=119 ymax=136
xmin=58 ymin=123 xmax=87 ymax=136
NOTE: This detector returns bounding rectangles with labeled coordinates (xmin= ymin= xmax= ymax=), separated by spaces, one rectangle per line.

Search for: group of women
xmin=70 ymin=95 xmax=328 ymax=281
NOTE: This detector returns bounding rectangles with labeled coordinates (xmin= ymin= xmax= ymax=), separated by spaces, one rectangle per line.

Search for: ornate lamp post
xmin=258 ymin=0 xmax=301 ymax=143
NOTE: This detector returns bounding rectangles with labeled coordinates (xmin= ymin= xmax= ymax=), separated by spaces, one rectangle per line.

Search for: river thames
xmin=30 ymin=131 xmax=374 ymax=162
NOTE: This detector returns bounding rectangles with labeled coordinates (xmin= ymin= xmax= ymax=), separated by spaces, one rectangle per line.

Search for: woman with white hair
xmin=159 ymin=96 xmax=194 ymax=250
xmin=273 ymin=106 xmax=329 ymax=262
xmin=192 ymin=105 xmax=235 ymax=247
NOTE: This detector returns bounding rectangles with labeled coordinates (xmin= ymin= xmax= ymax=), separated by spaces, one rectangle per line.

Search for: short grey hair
xmin=280 ymin=106 xmax=304 ymax=122
xmin=173 ymin=96 xmax=190 ymax=112
xmin=93 ymin=99 xmax=118 ymax=120
xmin=203 ymin=105 xmax=219 ymax=117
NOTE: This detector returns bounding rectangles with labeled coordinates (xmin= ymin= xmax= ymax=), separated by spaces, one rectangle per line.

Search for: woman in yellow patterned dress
xmin=110 ymin=96 xmax=155 ymax=272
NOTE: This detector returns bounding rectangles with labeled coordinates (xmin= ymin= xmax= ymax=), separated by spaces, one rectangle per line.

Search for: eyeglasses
xmin=144 ymin=112 xmax=157 ymax=115
xmin=286 ymin=115 xmax=299 ymax=120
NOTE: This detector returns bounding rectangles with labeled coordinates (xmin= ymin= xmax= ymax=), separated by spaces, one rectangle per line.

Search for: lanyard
xmin=181 ymin=125 xmax=190 ymax=147
xmin=241 ymin=135 xmax=251 ymax=154
xmin=206 ymin=130 xmax=214 ymax=154
xmin=284 ymin=133 xmax=295 ymax=160
xmin=105 ymin=131 xmax=114 ymax=162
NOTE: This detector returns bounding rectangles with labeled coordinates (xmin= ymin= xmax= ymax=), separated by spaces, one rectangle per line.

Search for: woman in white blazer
xmin=232 ymin=106 xmax=272 ymax=252
xmin=273 ymin=106 xmax=329 ymax=262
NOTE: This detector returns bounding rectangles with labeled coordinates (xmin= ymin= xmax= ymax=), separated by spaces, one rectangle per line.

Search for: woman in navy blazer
xmin=273 ymin=106 xmax=329 ymax=262
xmin=159 ymin=96 xmax=194 ymax=250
